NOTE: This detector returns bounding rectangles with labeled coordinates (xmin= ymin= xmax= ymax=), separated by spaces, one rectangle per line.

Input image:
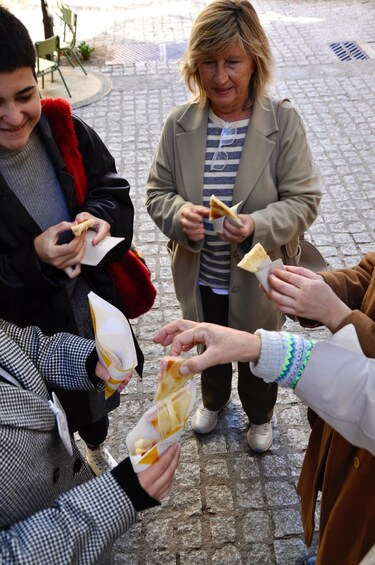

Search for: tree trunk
xmin=41 ymin=0 xmax=54 ymax=39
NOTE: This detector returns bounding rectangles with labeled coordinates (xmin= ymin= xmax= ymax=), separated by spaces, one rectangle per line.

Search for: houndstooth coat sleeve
xmin=0 ymin=320 xmax=138 ymax=564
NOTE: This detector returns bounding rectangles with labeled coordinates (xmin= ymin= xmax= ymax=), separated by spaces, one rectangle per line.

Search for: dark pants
xmin=79 ymin=416 xmax=109 ymax=447
xmin=200 ymin=285 xmax=277 ymax=424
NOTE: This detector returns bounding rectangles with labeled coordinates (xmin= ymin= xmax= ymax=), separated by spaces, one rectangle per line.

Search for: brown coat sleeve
xmin=322 ymin=252 xmax=375 ymax=357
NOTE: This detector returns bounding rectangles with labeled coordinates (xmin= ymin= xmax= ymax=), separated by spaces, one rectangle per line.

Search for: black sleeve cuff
xmin=111 ymin=457 xmax=161 ymax=511
xmin=86 ymin=348 xmax=99 ymax=385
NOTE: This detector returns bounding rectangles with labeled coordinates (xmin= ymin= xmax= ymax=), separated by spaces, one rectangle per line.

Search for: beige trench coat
xmin=146 ymin=97 xmax=321 ymax=333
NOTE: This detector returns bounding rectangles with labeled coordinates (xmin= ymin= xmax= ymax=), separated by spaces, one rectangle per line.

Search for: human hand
xmin=179 ymin=204 xmax=209 ymax=241
xmin=154 ymin=319 xmax=261 ymax=373
xmin=73 ymin=212 xmax=111 ymax=246
xmin=268 ymin=266 xmax=352 ymax=331
xmin=137 ymin=444 xmax=181 ymax=501
xmin=94 ymin=363 xmax=133 ymax=393
xmin=34 ymin=221 xmax=85 ymax=277
xmin=218 ymin=214 xmax=254 ymax=243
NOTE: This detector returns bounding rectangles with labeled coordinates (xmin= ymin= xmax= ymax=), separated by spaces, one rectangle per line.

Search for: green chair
xmin=35 ymin=35 xmax=72 ymax=97
xmin=58 ymin=7 xmax=87 ymax=76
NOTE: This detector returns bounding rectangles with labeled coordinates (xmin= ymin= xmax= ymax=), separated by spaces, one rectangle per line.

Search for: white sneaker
xmin=247 ymin=422 xmax=273 ymax=452
xmin=85 ymin=444 xmax=117 ymax=476
xmin=191 ymin=400 xmax=230 ymax=434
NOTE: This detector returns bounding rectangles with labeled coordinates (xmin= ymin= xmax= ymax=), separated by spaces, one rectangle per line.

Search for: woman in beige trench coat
xmin=146 ymin=0 xmax=321 ymax=451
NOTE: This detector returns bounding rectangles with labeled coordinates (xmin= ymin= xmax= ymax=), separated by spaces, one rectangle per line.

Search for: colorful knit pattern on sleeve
xmin=251 ymin=330 xmax=316 ymax=389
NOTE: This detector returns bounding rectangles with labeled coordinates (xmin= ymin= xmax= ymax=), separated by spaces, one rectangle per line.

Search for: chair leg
xmin=57 ymin=69 xmax=72 ymax=97
xmin=64 ymin=52 xmax=75 ymax=69
xmin=69 ymin=48 xmax=88 ymax=76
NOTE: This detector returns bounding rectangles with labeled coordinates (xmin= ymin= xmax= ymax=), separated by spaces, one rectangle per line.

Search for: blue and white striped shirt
xmin=199 ymin=110 xmax=249 ymax=293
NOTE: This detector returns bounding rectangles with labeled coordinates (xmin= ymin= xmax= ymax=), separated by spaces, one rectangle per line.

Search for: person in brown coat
xmin=268 ymin=252 xmax=375 ymax=565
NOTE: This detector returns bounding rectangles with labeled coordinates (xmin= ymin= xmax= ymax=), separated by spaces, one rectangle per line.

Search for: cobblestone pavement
xmin=7 ymin=0 xmax=375 ymax=563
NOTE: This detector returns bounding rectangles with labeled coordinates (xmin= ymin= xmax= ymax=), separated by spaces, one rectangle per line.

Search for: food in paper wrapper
xmin=126 ymin=380 xmax=196 ymax=472
xmin=237 ymin=243 xmax=285 ymax=292
xmin=209 ymin=194 xmax=243 ymax=227
xmin=133 ymin=438 xmax=158 ymax=456
xmin=88 ymin=291 xmax=137 ymax=398
xmin=71 ymin=218 xmax=95 ymax=236
xmin=150 ymin=386 xmax=193 ymax=438
xmin=237 ymin=243 xmax=270 ymax=272
xmin=154 ymin=356 xmax=196 ymax=402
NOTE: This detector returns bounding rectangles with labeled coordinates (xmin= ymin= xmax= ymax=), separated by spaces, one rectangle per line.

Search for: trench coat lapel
xmin=176 ymin=104 xmax=209 ymax=204
xmin=174 ymin=99 xmax=279 ymax=208
xmin=233 ymin=98 xmax=278 ymax=208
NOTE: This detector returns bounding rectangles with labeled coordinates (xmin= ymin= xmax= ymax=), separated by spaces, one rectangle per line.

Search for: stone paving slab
xmin=5 ymin=0 xmax=375 ymax=563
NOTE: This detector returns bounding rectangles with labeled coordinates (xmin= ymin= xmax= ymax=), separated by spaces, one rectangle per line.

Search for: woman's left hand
xmin=95 ymin=363 xmax=133 ymax=392
xmin=219 ymin=214 xmax=254 ymax=243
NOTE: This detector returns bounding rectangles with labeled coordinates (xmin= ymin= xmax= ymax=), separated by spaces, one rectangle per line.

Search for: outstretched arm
xmin=155 ymin=320 xmax=375 ymax=455
xmin=154 ymin=319 xmax=262 ymax=374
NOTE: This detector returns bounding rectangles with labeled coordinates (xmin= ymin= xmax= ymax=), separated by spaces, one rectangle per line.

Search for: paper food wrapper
xmin=81 ymin=231 xmax=125 ymax=266
xmin=212 ymin=201 xmax=243 ymax=234
xmin=88 ymin=291 xmax=137 ymax=399
xmin=126 ymin=380 xmax=196 ymax=473
xmin=255 ymin=258 xmax=285 ymax=292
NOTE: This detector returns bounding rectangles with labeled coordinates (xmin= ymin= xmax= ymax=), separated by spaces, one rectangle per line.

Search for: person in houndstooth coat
xmin=0 ymin=318 xmax=180 ymax=564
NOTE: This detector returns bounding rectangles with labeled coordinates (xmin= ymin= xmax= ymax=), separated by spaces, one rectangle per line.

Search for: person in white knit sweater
xmin=154 ymin=319 xmax=375 ymax=457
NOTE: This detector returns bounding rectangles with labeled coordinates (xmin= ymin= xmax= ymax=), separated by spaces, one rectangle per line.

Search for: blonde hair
xmin=180 ymin=0 xmax=274 ymax=107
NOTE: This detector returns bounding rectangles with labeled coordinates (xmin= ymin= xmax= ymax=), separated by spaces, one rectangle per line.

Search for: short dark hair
xmin=0 ymin=6 xmax=36 ymax=76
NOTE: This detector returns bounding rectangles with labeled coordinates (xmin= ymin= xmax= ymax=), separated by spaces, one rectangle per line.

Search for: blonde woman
xmin=146 ymin=0 xmax=321 ymax=452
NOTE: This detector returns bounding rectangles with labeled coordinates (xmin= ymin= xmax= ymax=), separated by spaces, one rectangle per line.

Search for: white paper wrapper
xmin=212 ymin=201 xmax=243 ymax=233
xmin=255 ymin=258 xmax=285 ymax=292
xmin=81 ymin=230 xmax=125 ymax=266
xmin=126 ymin=380 xmax=196 ymax=473
xmin=88 ymin=291 xmax=137 ymax=398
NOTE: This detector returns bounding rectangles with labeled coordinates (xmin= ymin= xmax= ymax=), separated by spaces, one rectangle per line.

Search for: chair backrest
xmin=35 ymin=35 xmax=60 ymax=59
xmin=35 ymin=36 xmax=61 ymax=72
xmin=61 ymin=7 xmax=77 ymax=48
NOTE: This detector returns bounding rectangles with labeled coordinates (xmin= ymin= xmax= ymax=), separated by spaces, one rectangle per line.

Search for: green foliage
xmin=78 ymin=41 xmax=95 ymax=61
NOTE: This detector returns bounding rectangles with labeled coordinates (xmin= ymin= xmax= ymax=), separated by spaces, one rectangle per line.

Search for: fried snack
xmin=237 ymin=242 xmax=269 ymax=272
xmin=154 ymin=357 xmax=196 ymax=403
xmin=149 ymin=387 xmax=192 ymax=439
xmin=71 ymin=218 xmax=95 ymax=236
xmin=209 ymin=194 xmax=243 ymax=227
xmin=133 ymin=438 xmax=158 ymax=456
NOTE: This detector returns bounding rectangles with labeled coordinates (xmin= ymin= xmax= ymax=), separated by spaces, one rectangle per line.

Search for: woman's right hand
xmin=179 ymin=204 xmax=209 ymax=241
xmin=268 ymin=266 xmax=351 ymax=331
xmin=34 ymin=221 xmax=86 ymax=279
xmin=137 ymin=444 xmax=181 ymax=501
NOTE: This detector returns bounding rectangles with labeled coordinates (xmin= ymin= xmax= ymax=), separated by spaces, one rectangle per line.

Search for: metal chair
xmin=58 ymin=7 xmax=87 ymax=75
xmin=35 ymin=35 xmax=72 ymax=97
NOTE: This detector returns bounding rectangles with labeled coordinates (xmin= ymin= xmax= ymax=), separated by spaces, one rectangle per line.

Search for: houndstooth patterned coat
xmin=0 ymin=320 xmax=137 ymax=564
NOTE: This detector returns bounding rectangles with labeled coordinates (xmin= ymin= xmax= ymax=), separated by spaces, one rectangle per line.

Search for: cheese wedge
xmin=71 ymin=218 xmax=95 ymax=236
xmin=154 ymin=357 xmax=196 ymax=403
xmin=237 ymin=242 xmax=269 ymax=272
xmin=209 ymin=194 xmax=242 ymax=227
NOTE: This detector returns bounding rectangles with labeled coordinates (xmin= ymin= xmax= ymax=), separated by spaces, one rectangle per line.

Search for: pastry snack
xmin=71 ymin=218 xmax=95 ymax=236
xmin=209 ymin=194 xmax=243 ymax=227
xmin=132 ymin=438 xmax=158 ymax=456
xmin=126 ymin=379 xmax=196 ymax=472
xmin=154 ymin=357 xmax=196 ymax=402
xmin=150 ymin=387 xmax=193 ymax=439
xmin=237 ymin=242 xmax=270 ymax=273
